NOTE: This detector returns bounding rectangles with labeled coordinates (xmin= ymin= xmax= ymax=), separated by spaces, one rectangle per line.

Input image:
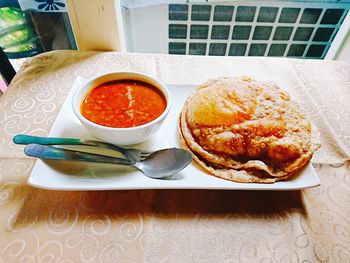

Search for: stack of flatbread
xmin=179 ymin=76 xmax=320 ymax=183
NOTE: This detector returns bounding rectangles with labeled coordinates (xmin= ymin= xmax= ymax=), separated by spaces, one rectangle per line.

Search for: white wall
xmin=335 ymin=33 xmax=350 ymax=60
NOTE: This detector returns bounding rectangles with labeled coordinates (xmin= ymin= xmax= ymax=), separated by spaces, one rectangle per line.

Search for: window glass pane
xmin=306 ymin=44 xmax=326 ymax=57
xmin=235 ymin=6 xmax=256 ymax=22
xmin=253 ymin=26 xmax=273 ymax=40
xmin=169 ymin=24 xmax=187 ymax=39
xmin=214 ymin=5 xmax=234 ymax=21
xmin=300 ymin=8 xmax=322 ymax=24
xmin=191 ymin=5 xmax=211 ymax=21
xmin=248 ymin=44 xmax=267 ymax=56
xmin=169 ymin=4 xmax=188 ymax=21
xmin=278 ymin=8 xmax=300 ymax=23
xmin=190 ymin=25 xmax=208 ymax=39
xmin=288 ymin=44 xmax=307 ymax=57
xmin=232 ymin=26 xmax=251 ymax=40
xmin=209 ymin=43 xmax=227 ymax=56
xmin=293 ymin=27 xmax=314 ymax=41
xmin=268 ymin=44 xmax=287 ymax=56
xmin=189 ymin=43 xmax=206 ymax=55
xmin=229 ymin=43 xmax=247 ymax=56
xmin=169 ymin=42 xmax=186 ymax=54
xmin=313 ymin=28 xmax=335 ymax=42
xmin=257 ymin=7 xmax=278 ymax=22
xmin=211 ymin=25 xmax=230 ymax=40
xmin=0 ymin=0 xmax=77 ymax=90
xmin=273 ymin=27 xmax=293 ymax=40
xmin=321 ymin=9 xmax=344 ymax=24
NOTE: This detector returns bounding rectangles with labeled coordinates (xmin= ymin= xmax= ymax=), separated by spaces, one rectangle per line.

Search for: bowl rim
xmin=72 ymin=71 xmax=172 ymax=131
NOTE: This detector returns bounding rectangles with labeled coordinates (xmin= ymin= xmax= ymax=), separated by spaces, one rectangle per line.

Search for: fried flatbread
xmin=179 ymin=76 xmax=320 ymax=183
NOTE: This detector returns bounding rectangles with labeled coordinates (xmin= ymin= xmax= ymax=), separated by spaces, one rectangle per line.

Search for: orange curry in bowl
xmin=80 ymin=80 xmax=167 ymax=128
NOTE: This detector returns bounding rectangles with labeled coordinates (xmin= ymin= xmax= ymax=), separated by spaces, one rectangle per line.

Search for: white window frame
xmin=66 ymin=0 xmax=350 ymax=59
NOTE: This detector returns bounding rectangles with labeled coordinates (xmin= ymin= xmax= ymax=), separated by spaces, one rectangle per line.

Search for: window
xmin=123 ymin=1 xmax=350 ymax=59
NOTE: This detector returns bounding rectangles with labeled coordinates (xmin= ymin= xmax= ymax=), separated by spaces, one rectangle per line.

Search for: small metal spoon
xmin=24 ymin=144 xmax=192 ymax=179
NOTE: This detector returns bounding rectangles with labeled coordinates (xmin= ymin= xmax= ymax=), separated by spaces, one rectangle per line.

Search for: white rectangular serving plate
xmin=28 ymin=77 xmax=320 ymax=191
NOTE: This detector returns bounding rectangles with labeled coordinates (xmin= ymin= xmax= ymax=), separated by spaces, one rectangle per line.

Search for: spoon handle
xmin=14 ymin=134 xmax=126 ymax=153
xmin=24 ymin=144 xmax=132 ymax=166
xmin=14 ymin=134 xmax=82 ymax=145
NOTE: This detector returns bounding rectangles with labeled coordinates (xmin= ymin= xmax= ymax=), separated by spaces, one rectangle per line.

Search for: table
xmin=1 ymin=51 xmax=349 ymax=262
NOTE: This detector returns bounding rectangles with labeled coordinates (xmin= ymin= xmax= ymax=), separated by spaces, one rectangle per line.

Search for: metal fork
xmin=13 ymin=134 xmax=151 ymax=162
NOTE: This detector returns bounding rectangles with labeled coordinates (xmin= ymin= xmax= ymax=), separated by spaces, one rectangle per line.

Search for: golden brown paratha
xmin=179 ymin=76 xmax=320 ymax=183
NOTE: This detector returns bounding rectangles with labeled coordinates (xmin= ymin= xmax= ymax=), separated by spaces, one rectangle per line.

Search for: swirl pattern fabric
xmin=0 ymin=51 xmax=349 ymax=262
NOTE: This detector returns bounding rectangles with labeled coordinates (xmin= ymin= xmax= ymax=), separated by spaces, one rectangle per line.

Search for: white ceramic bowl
xmin=72 ymin=72 xmax=172 ymax=145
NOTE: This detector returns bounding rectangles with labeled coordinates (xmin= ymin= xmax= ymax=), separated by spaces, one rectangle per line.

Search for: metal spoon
xmin=24 ymin=144 xmax=192 ymax=179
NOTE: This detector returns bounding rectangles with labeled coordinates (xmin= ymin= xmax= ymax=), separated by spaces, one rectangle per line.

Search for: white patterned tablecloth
xmin=0 ymin=51 xmax=349 ymax=262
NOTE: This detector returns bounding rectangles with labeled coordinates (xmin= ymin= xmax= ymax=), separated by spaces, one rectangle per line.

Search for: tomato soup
xmin=81 ymin=80 xmax=167 ymax=128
